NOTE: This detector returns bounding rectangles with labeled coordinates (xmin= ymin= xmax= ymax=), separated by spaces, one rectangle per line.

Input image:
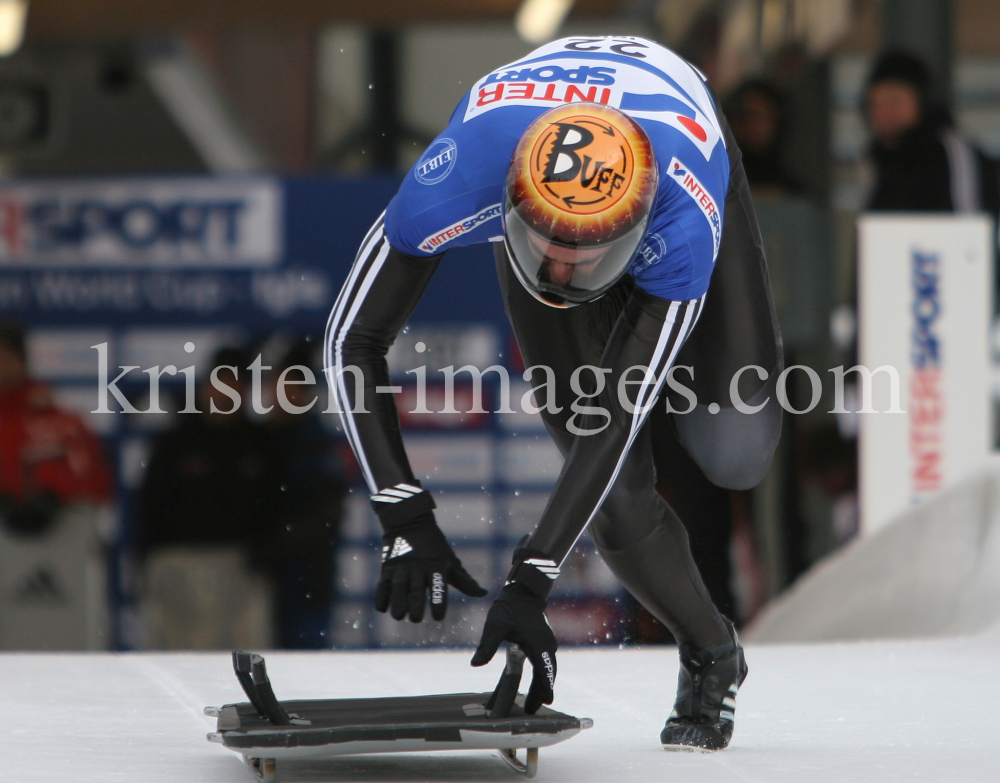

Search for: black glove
xmin=471 ymin=540 xmax=560 ymax=713
xmin=375 ymin=511 xmax=488 ymax=623
xmin=471 ymin=582 xmax=558 ymax=714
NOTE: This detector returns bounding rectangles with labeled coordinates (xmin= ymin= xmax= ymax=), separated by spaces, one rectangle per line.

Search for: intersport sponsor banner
xmin=0 ymin=177 xmax=281 ymax=267
xmin=857 ymin=214 xmax=992 ymax=536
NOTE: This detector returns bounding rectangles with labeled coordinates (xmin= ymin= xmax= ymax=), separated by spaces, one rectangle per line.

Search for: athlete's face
xmin=526 ymin=231 xmax=608 ymax=287
xmin=867 ymin=81 xmax=921 ymax=148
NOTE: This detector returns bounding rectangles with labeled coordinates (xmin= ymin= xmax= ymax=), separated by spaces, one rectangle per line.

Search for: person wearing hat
xmin=866 ymin=51 xmax=999 ymax=216
xmin=326 ymin=36 xmax=782 ymax=751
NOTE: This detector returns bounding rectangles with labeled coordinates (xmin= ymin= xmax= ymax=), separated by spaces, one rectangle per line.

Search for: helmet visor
xmin=504 ymin=199 xmax=648 ymax=304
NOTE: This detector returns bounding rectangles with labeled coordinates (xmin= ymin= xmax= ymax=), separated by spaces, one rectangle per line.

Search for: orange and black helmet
xmin=503 ymin=103 xmax=658 ymax=308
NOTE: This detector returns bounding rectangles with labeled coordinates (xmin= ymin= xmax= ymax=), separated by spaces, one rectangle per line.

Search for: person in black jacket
xmin=866 ymin=51 xmax=999 ymax=218
xmin=263 ymin=340 xmax=346 ymax=648
xmin=135 ymin=348 xmax=277 ymax=561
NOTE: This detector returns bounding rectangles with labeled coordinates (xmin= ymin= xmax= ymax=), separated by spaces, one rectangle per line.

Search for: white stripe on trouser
xmin=557 ymin=294 xmax=705 ymax=567
xmin=323 ymin=214 xmax=388 ymax=494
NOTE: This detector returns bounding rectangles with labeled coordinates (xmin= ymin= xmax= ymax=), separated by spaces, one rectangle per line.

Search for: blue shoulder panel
xmin=385 ymin=37 xmax=731 ymax=302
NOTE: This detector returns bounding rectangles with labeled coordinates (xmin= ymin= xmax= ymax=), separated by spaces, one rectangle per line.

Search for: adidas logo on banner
xmin=12 ymin=567 xmax=65 ymax=604
xmin=387 ymin=537 xmax=413 ymax=560
xmin=371 ymin=484 xmax=423 ymax=504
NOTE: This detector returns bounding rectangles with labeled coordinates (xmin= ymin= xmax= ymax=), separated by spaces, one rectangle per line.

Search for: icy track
xmin=5 ymin=632 xmax=998 ymax=783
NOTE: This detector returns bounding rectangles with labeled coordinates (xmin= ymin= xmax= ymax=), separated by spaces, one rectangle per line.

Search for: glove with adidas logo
xmin=375 ymin=511 xmax=488 ymax=623
xmin=470 ymin=540 xmax=559 ymax=714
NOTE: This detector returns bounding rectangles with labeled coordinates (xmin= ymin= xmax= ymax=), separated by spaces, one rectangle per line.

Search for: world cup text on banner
xmin=0 ymin=178 xmax=281 ymax=267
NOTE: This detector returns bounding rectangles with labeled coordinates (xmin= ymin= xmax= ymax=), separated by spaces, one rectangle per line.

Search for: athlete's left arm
xmin=470 ymin=288 xmax=700 ymax=711
xmin=517 ymin=288 xmax=701 ymax=589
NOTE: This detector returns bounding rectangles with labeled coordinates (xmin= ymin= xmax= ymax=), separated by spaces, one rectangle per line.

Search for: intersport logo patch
xmin=667 ymin=157 xmax=721 ymax=261
xmin=418 ymin=204 xmax=501 ymax=253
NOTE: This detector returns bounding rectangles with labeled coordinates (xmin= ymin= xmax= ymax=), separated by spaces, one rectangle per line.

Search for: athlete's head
xmin=503 ymin=103 xmax=658 ymax=308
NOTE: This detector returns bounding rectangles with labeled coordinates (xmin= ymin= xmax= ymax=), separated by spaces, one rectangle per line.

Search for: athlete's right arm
xmin=325 ymin=213 xmax=487 ymax=623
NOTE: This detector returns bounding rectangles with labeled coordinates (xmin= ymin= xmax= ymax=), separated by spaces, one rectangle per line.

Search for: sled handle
xmin=232 ymin=651 xmax=291 ymax=726
xmin=485 ymin=644 xmax=526 ymax=719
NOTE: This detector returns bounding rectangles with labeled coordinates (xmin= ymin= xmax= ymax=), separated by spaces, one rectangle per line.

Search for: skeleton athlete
xmin=326 ymin=35 xmax=781 ymax=751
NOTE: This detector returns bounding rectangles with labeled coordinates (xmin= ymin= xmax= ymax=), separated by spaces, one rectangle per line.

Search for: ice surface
xmin=4 ymin=630 xmax=999 ymax=783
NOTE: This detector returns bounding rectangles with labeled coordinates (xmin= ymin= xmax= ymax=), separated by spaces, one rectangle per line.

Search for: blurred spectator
xmin=726 ymin=80 xmax=801 ymax=195
xmin=799 ymin=424 xmax=859 ymax=549
xmin=134 ymin=347 xmax=280 ymax=649
xmin=262 ymin=340 xmax=346 ymax=649
xmin=0 ymin=321 xmax=112 ymax=532
xmin=0 ymin=320 xmax=114 ymax=650
xmin=135 ymin=342 xmax=345 ymax=649
xmin=865 ymin=51 xmax=999 ymax=218
xmin=135 ymin=347 xmax=276 ymax=558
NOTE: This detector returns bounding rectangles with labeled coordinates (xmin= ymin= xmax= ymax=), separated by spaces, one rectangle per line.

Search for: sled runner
xmin=206 ymin=646 xmax=591 ymax=781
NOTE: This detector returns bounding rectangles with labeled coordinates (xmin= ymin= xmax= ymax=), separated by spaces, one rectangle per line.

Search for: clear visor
xmin=504 ymin=200 xmax=648 ymax=304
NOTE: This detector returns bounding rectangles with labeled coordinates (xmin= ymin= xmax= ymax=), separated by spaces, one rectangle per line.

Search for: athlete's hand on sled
xmin=471 ymin=582 xmax=558 ymax=714
xmin=376 ymin=512 xmax=488 ymax=623
xmin=472 ymin=541 xmax=560 ymax=712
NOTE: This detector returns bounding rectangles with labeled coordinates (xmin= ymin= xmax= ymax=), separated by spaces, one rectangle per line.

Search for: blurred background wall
xmin=0 ymin=0 xmax=997 ymax=651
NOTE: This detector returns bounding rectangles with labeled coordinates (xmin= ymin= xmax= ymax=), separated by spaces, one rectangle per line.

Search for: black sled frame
xmin=206 ymin=645 xmax=591 ymax=782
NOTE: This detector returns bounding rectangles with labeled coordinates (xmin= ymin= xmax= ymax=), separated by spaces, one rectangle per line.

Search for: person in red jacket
xmin=0 ymin=322 xmax=112 ymax=534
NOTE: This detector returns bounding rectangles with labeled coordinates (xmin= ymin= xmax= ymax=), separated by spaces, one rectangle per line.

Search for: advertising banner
xmin=0 ymin=178 xmax=281 ymax=267
xmin=857 ymin=214 xmax=993 ymax=536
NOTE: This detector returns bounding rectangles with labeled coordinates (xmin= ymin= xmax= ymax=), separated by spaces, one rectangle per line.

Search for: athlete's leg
xmin=594 ymin=424 xmax=731 ymax=648
xmin=643 ymin=103 xmax=771 ymax=752
xmin=494 ymin=244 xmax=729 ymax=650
xmin=649 ymin=412 xmax=738 ymax=621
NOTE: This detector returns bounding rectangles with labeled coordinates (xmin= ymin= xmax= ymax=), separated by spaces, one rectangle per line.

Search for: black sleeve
xmin=324 ymin=214 xmax=443 ymax=529
xmin=528 ymin=289 xmax=704 ymax=564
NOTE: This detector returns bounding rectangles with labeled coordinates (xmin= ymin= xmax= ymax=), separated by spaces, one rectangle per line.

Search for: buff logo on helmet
xmin=508 ymin=103 xmax=656 ymax=246
xmin=533 ymin=118 xmax=633 ymax=214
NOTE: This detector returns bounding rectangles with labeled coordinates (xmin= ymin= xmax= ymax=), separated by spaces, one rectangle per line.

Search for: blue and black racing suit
xmin=325 ymin=36 xmax=781 ymax=649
